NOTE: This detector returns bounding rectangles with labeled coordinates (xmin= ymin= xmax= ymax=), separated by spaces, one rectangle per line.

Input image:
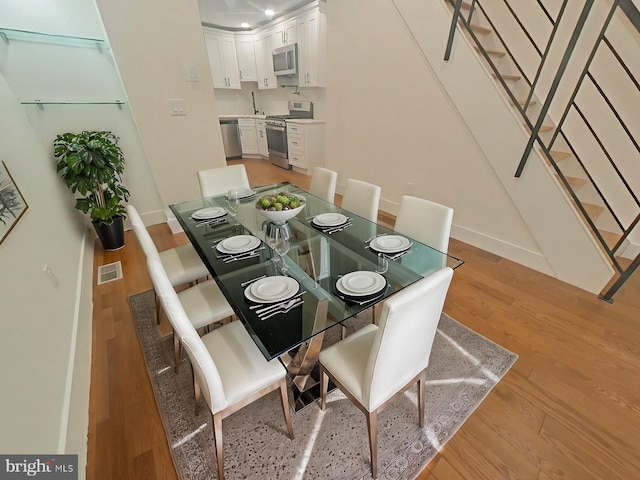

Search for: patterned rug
xmin=129 ymin=290 xmax=517 ymax=480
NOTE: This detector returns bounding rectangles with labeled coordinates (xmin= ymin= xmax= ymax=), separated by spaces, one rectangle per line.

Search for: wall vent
xmin=97 ymin=261 xmax=123 ymax=285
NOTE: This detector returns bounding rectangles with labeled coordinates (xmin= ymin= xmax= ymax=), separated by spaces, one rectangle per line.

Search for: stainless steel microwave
xmin=272 ymin=44 xmax=298 ymax=76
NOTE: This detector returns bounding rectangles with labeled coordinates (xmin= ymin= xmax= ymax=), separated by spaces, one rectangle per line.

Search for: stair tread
xmin=560 ymin=175 xmax=588 ymax=190
xmin=550 ymin=150 xmax=571 ymax=161
xmin=599 ymin=230 xmax=622 ymax=248
xmin=473 ymin=46 xmax=506 ymax=57
xmin=510 ymin=99 xmax=538 ymax=106
xmin=580 ymin=201 xmax=604 ymax=219
xmin=469 ymin=24 xmax=491 ymax=34
xmin=526 ymin=124 xmax=554 ymax=133
xmin=491 ymin=72 xmax=521 ymax=81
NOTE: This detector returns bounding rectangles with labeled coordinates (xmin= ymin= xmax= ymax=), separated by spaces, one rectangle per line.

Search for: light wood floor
xmin=87 ymin=158 xmax=640 ymax=480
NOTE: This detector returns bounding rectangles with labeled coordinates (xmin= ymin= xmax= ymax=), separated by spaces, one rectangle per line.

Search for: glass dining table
xmin=170 ymin=183 xmax=463 ymax=408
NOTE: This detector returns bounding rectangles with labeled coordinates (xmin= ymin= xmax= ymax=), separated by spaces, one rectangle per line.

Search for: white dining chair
xmin=394 ymin=195 xmax=454 ymax=254
xmin=127 ymin=205 xmax=210 ymax=324
xmin=341 ymin=178 xmax=381 ymax=222
xmin=147 ymin=255 xmax=234 ymax=372
xmin=182 ymin=325 xmax=294 ymax=480
xmin=308 ymin=166 xmax=338 ymax=202
xmin=197 ymin=164 xmax=251 ymax=198
xmin=319 ymin=267 xmax=454 ymax=479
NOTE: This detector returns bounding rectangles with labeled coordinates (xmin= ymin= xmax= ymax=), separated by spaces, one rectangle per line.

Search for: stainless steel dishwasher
xmin=219 ymin=118 xmax=242 ymax=160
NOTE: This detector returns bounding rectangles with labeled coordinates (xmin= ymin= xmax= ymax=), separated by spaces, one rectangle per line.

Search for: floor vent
xmin=97 ymin=261 xmax=123 ymax=285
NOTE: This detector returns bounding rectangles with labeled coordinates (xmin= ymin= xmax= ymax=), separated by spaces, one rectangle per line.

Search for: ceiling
xmin=198 ymin=0 xmax=314 ymax=31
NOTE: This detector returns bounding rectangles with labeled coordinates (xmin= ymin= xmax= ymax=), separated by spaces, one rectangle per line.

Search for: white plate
xmin=192 ymin=207 xmax=227 ymax=220
xmin=227 ymin=187 xmax=255 ymax=199
xmin=245 ymin=276 xmax=299 ymax=303
xmin=370 ymin=235 xmax=412 ymax=253
xmin=337 ymin=271 xmax=386 ymax=297
xmin=216 ymin=235 xmax=261 ymax=254
xmin=313 ymin=213 xmax=348 ymax=227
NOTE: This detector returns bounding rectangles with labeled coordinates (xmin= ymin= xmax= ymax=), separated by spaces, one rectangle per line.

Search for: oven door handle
xmin=266 ymin=125 xmax=286 ymax=132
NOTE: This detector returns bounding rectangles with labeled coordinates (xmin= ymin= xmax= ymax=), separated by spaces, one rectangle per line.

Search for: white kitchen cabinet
xmin=297 ymin=9 xmax=325 ymax=87
xmin=235 ymin=33 xmax=257 ymax=82
xmin=253 ymin=30 xmax=277 ymax=89
xmin=256 ymin=119 xmax=269 ymax=157
xmin=238 ymin=118 xmax=259 ymax=155
xmin=204 ymin=29 xmax=241 ymax=89
xmin=272 ymin=18 xmax=297 ymax=49
xmin=286 ymin=121 xmax=325 ymax=172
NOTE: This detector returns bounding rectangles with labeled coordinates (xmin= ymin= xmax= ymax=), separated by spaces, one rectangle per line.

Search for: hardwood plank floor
xmin=87 ymin=158 xmax=640 ymax=479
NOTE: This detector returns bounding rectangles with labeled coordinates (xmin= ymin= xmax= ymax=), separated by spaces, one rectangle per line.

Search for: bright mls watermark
xmin=0 ymin=455 xmax=77 ymax=479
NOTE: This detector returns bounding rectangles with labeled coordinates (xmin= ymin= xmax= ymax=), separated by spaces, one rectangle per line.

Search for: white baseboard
xmin=59 ymin=230 xmax=94 ymax=479
xmin=451 ymin=224 xmax=555 ymax=276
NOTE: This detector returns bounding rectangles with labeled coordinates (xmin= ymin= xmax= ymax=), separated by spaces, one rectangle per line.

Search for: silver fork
xmin=259 ymin=300 xmax=304 ymax=320
xmin=251 ymin=291 xmax=306 ymax=312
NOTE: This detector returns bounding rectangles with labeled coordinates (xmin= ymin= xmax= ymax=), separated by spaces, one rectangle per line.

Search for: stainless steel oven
xmin=265 ymin=118 xmax=289 ymax=169
xmin=265 ymin=101 xmax=313 ymax=170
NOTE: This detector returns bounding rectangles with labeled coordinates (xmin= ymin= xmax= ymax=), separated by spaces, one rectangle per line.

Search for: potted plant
xmin=54 ymin=130 xmax=130 ymax=250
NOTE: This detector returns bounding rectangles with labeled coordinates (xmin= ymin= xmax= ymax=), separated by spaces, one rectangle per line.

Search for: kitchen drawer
xmin=238 ymin=118 xmax=256 ymax=127
xmin=287 ymin=123 xmax=304 ymax=135
xmin=288 ymin=151 xmax=305 ymax=167
xmin=287 ymin=133 xmax=305 ymax=151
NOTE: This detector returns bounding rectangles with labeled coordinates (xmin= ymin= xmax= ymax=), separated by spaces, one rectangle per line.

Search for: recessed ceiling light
xmin=241 ymin=22 xmax=250 ymax=28
xmin=265 ymin=9 xmax=275 ymax=17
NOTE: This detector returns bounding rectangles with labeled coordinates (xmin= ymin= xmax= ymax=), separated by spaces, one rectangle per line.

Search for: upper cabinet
xmin=272 ymin=18 xmax=297 ymax=49
xmin=235 ymin=33 xmax=257 ymax=82
xmin=297 ymin=9 xmax=325 ymax=88
xmin=202 ymin=2 xmax=326 ymax=90
xmin=203 ymin=29 xmax=241 ymax=89
xmin=253 ymin=30 xmax=278 ymax=90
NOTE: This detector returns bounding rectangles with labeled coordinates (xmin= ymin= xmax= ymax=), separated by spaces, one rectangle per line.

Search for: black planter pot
xmin=93 ymin=216 xmax=125 ymax=251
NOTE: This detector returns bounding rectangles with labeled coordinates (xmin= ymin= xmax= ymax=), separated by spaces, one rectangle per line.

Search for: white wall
xmin=324 ymin=0 xmax=546 ymax=266
xmin=0 ymin=73 xmax=93 ymax=464
xmin=324 ymin=0 xmax=614 ymax=292
xmin=95 ymin=0 xmax=227 ymax=210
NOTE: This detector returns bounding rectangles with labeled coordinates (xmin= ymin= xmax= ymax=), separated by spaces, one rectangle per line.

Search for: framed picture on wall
xmin=0 ymin=161 xmax=29 ymax=245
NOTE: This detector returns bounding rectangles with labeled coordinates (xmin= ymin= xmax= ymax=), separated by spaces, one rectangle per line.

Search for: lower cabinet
xmin=238 ymin=118 xmax=259 ymax=155
xmin=286 ymin=121 xmax=325 ymax=172
xmin=256 ymin=119 xmax=269 ymax=157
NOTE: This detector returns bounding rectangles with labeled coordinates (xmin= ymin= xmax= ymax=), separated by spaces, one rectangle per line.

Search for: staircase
xmin=444 ymin=0 xmax=640 ymax=301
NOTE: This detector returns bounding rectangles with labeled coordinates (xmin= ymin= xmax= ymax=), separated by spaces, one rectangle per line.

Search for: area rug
xmin=129 ymin=290 xmax=517 ymax=480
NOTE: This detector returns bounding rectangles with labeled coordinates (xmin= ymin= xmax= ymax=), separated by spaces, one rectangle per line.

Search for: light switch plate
xmin=169 ymin=99 xmax=186 ymax=116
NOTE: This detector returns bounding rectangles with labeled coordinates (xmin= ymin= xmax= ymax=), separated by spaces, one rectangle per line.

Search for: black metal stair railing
xmin=445 ymin=0 xmax=640 ymax=301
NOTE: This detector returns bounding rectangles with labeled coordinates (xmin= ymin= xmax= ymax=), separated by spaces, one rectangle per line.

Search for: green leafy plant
xmin=54 ymin=131 xmax=130 ymax=226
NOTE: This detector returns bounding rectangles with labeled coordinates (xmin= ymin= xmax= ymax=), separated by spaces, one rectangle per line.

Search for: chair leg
xmin=319 ymin=366 xmax=329 ymax=410
xmin=173 ymin=329 xmax=181 ymax=374
xmin=194 ymin=378 xmax=201 ymax=417
xmin=278 ymin=378 xmax=294 ymax=439
xmin=155 ymin=292 xmax=162 ymax=325
xmin=366 ymin=410 xmax=378 ymax=479
xmin=212 ymin=413 xmax=224 ymax=480
xmin=418 ymin=370 xmax=426 ymax=428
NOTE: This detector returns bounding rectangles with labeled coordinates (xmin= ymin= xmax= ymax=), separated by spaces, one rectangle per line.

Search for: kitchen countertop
xmin=218 ymin=115 xmax=324 ymax=124
xmin=285 ymin=119 xmax=325 ymax=124
xmin=219 ymin=114 xmax=266 ymax=120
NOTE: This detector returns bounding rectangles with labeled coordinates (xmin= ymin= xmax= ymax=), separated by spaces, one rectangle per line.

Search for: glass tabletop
xmin=170 ymin=183 xmax=463 ymax=360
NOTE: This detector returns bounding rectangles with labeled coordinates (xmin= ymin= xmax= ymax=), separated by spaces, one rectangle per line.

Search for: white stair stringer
xmin=392 ymin=0 xmax=614 ymax=293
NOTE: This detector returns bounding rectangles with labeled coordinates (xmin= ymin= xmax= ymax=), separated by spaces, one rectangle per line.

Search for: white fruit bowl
xmin=256 ymin=200 xmax=305 ymax=224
